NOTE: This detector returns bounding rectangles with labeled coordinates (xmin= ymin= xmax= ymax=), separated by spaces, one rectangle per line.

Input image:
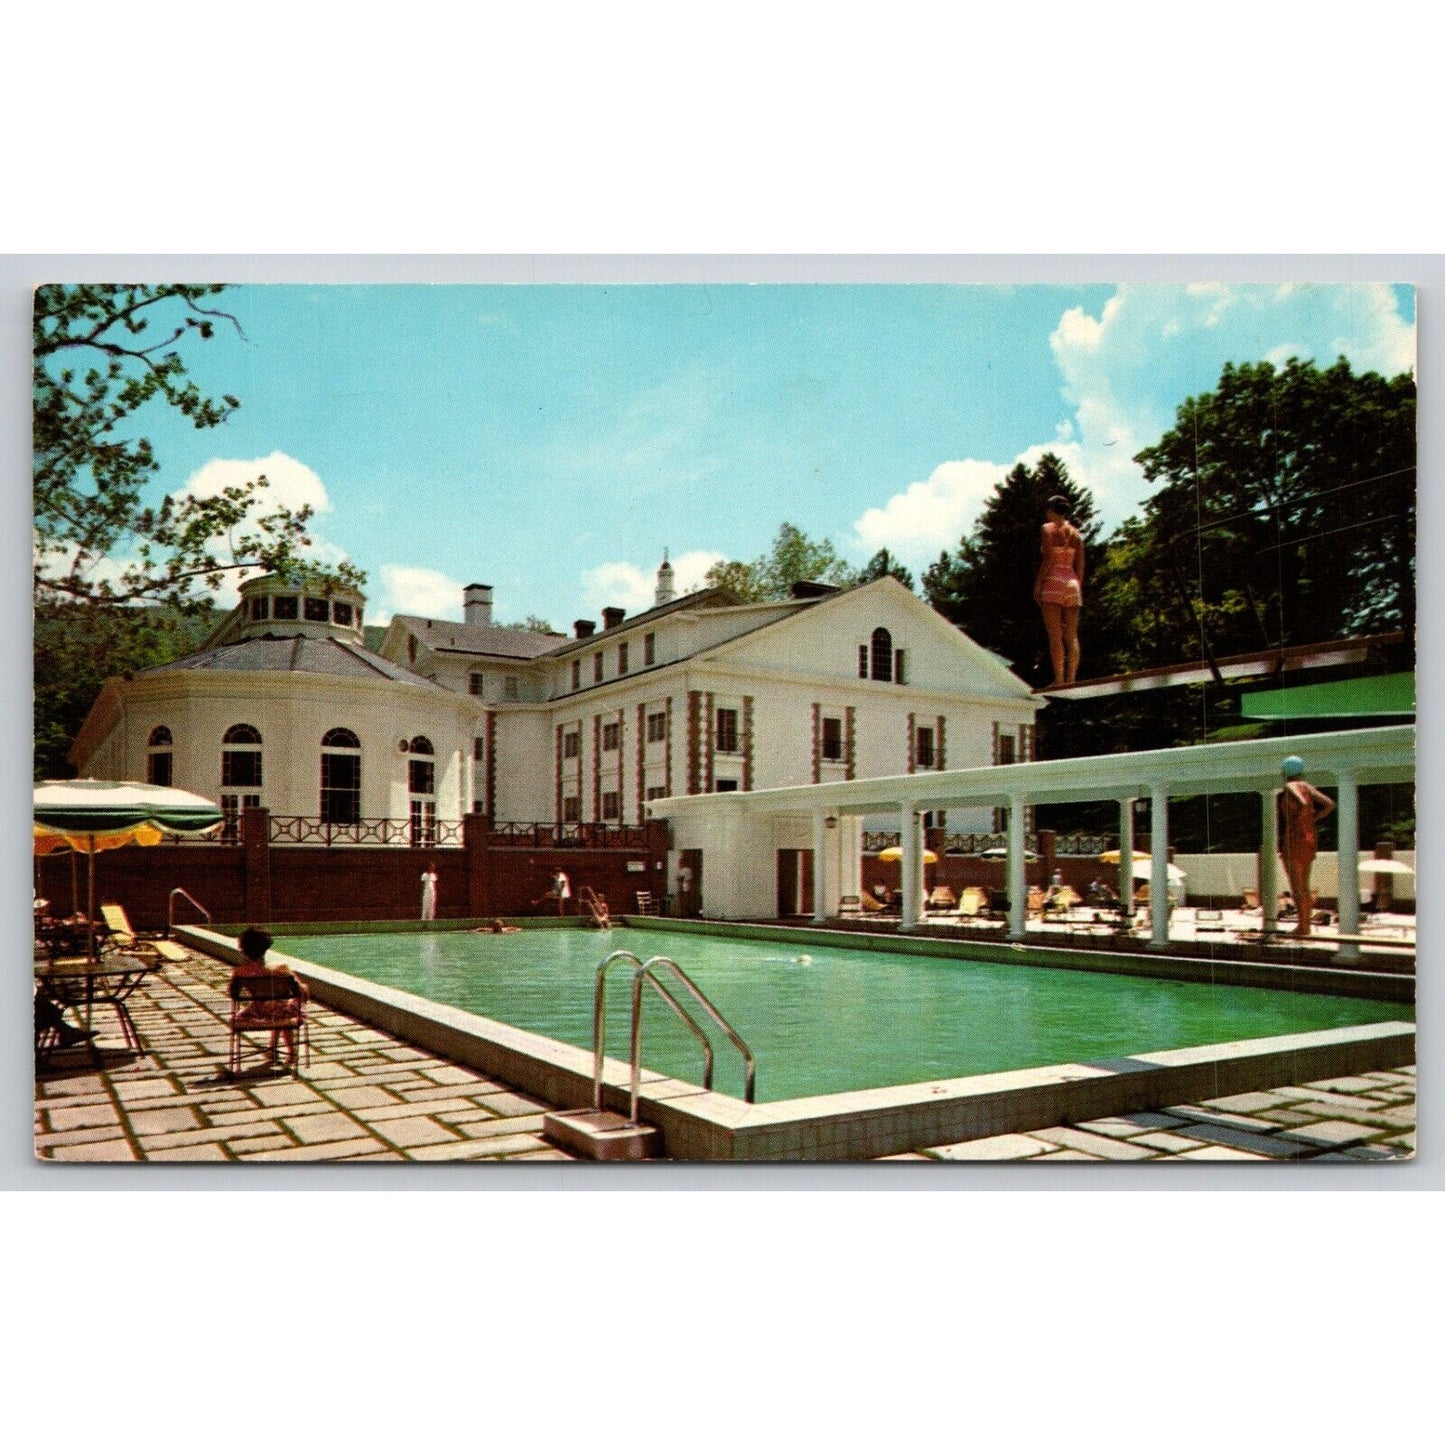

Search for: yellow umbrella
xmin=1098 ymin=849 xmax=1150 ymax=864
xmin=877 ymin=845 xmax=939 ymax=864
xmin=34 ymin=822 xmax=166 ymax=855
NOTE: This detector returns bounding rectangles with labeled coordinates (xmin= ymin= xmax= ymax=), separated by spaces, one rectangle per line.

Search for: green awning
xmin=1241 ymin=672 xmax=1415 ymax=720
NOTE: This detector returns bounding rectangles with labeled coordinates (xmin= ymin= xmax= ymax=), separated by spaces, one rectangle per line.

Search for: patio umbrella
xmin=1363 ymin=858 xmax=1414 ymax=874
xmin=34 ymin=780 xmax=224 ymax=963
xmin=979 ymin=847 xmax=1040 ymax=861
xmin=877 ymin=845 xmax=939 ymax=864
xmin=1130 ymin=858 xmax=1186 ymax=884
xmin=1098 ymin=849 xmax=1150 ymax=864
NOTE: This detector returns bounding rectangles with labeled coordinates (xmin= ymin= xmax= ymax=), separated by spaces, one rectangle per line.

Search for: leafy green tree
xmin=34 ymin=283 xmax=363 ymax=608
xmin=1125 ymin=356 xmax=1415 ymax=663
xmin=923 ymin=453 xmax=1107 ymax=684
xmin=857 ymin=547 xmax=915 ymax=591
xmin=704 ymin=522 xmax=860 ymax=601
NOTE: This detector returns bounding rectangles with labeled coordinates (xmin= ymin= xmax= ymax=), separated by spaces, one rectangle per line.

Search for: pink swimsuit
xmin=1038 ymin=527 xmax=1082 ymax=606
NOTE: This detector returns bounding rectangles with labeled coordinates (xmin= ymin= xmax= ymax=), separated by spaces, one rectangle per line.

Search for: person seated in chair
xmin=231 ymin=926 xmax=308 ymax=1070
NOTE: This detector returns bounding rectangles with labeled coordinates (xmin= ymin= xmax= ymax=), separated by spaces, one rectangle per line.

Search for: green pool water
xmin=272 ymin=925 xmax=1411 ymax=1103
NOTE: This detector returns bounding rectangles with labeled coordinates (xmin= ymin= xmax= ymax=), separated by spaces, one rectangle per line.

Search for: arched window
xmin=408 ymin=736 xmax=436 ymax=846
xmin=320 ymin=728 xmax=361 ymax=825
xmin=220 ymin=724 xmax=263 ymax=840
xmin=147 ymin=725 xmax=174 ymax=786
xmin=221 ymin=724 xmax=263 ymax=787
xmin=870 ymin=628 xmax=893 ymax=682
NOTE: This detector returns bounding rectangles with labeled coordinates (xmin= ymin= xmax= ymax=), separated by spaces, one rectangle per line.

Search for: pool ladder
xmin=542 ymin=948 xmax=756 ymax=1160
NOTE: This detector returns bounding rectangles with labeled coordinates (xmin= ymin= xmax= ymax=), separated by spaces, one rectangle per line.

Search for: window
xmin=916 ymin=725 xmax=934 ymax=768
xmin=304 ymin=596 xmax=329 ymax=622
xmin=221 ymin=724 xmax=263 ymax=788
xmin=473 ymin=737 xmax=484 ymax=761
xmin=716 ymin=707 xmax=739 ymax=753
xmin=147 ymin=725 xmax=173 ymax=786
xmin=220 ymin=792 xmax=260 ymax=842
xmin=248 ymin=596 xmax=269 ymax=621
xmin=870 ymin=628 xmax=893 ymax=681
xmin=571 ymin=659 xmax=581 ymax=691
xmin=714 ymin=779 xmax=739 ymax=793
xmin=602 ymin=721 xmax=621 ymax=751
xmin=601 ymin=790 xmax=621 ymax=820
xmin=644 ymin=632 xmax=656 ymax=666
xmin=821 ymin=716 xmax=843 ymax=761
xmin=408 ymin=735 xmax=435 ymax=798
xmin=409 ymin=799 xmax=437 ymax=847
xmin=332 ymin=600 xmax=353 ymax=626
xmin=997 ymin=735 xmax=1016 ymax=766
xmin=646 ymin=785 xmax=667 ymax=801
xmin=320 ymin=728 xmax=361 ymax=825
xmin=593 ymin=653 xmax=604 ymax=684
xmin=503 ymin=676 xmax=519 ymax=700
xmin=647 ymin=711 xmax=666 ymax=743
xmin=563 ymin=730 xmax=581 ymax=759
xmin=618 ymin=641 xmax=629 ymax=675
xmin=894 ymin=648 xmax=906 ymax=685
xmin=563 ymin=795 xmax=581 ymax=823
xmin=858 ymin=645 xmax=868 ymax=679
xmin=272 ymin=594 xmax=298 ymax=620
xmin=469 ymin=672 xmax=485 ymax=696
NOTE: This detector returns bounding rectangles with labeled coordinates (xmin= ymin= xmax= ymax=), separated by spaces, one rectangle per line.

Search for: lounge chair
xmin=635 ymin=890 xmax=658 ymax=916
xmin=1026 ymin=886 xmax=1046 ymax=919
xmin=927 ymin=886 xmax=958 ymax=913
xmin=859 ymin=891 xmax=887 ymax=913
xmin=99 ymin=903 xmax=189 ymax=963
xmin=959 ymin=887 xmax=986 ymax=919
xmin=837 ymin=895 xmax=863 ymax=918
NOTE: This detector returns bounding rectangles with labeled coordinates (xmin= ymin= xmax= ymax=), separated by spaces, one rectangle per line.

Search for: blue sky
xmin=78 ymin=281 xmax=1417 ymax=628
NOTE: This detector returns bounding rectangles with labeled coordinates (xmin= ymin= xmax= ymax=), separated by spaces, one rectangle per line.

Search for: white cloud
xmin=174 ymin=450 xmax=332 ymax=515
xmin=375 ymin=564 xmax=466 ymax=624
xmin=581 ymin=550 xmax=724 ymax=614
xmin=852 ymin=460 xmax=1005 ymax=566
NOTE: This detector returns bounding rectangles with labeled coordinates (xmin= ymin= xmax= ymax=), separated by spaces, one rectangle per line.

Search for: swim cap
xmin=1281 ymin=755 xmax=1305 ymax=778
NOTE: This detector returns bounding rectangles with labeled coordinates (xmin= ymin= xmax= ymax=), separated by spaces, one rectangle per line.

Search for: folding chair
xmin=228 ymin=973 xmax=309 ymax=1078
xmin=100 ymin=903 xmax=189 ymax=962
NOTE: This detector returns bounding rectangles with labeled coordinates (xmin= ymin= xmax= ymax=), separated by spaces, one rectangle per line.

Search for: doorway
xmin=776 ymin=848 xmax=815 ymax=917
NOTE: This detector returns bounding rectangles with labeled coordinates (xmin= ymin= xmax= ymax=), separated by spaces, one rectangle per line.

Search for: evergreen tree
xmin=857 ymin=547 xmax=915 ymax=591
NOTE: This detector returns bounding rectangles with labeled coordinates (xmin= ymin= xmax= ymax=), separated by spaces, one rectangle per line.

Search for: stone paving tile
xmin=1310 ymin=1074 xmax=1390 ymax=1095
xmin=43 ymin=1101 xmax=123 ymax=1131
xmin=469 ymin=1089 xmax=549 ymax=1119
xmin=48 ymin=1138 xmax=140 ymax=1161
xmin=140 ymin=1119 xmax=298 ymax=1155
xmin=1199 ymin=1091 xmax=1293 ymax=1113
xmin=1028 ymin=1149 xmax=1098 ymax=1160
xmin=37 ymin=1124 xmax=130 ymax=1152
xmin=1166 ymin=1145 xmax=1270 ymax=1161
xmin=1276 ymin=1119 xmax=1386 ymax=1148
xmin=367 ymin=1115 xmax=463 ymax=1149
xmin=926 ymin=1134 xmax=1055 ymax=1161
xmin=1031 ymin=1126 xmax=1154 ymax=1160
xmin=406 ymin=1133 xmax=555 ymax=1161
xmin=287 ymin=1112 xmax=375 ymax=1145
xmin=455 ymin=1114 xmax=553 ymax=1141
xmin=152 ymin=1143 xmax=230 ymax=1162
xmin=1162 ymin=1104 xmax=1281 ymax=1134
xmin=322 ymin=1084 xmax=404 ymax=1110
xmin=241 ymin=1136 xmax=399 ymax=1163
xmin=1127 ymin=1131 xmax=1212 ymax=1154
xmin=1339 ymin=1143 xmax=1413 ymax=1160
xmin=128 ymin=1106 xmax=204 ymax=1136
xmin=111 ymin=1078 xmax=183 ymax=1101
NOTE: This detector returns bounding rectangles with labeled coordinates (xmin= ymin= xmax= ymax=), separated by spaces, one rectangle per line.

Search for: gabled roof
xmin=386 ymin=615 xmax=569 ymax=661
xmin=138 ymin=635 xmax=453 ymax=691
xmin=688 ymin=575 xmax=1039 ymax=700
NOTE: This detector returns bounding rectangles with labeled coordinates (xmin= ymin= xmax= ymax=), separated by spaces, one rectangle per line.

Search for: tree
xmin=923 ymin=453 xmax=1107 ymax=684
xmin=34 ymin=283 xmax=363 ymax=609
xmin=1125 ymin=357 xmax=1416 ymax=664
xmin=703 ymin=522 xmax=860 ymax=601
xmin=857 ymin=547 xmax=915 ymax=591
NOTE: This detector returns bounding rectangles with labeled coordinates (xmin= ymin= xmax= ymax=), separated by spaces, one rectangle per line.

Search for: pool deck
xmin=34 ymin=943 xmax=1415 ymax=1165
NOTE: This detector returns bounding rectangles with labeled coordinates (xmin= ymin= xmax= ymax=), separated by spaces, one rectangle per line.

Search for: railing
xmin=168 ymin=887 xmax=211 ymax=933
xmin=267 ymin=815 xmax=465 ymax=847
xmin=593 ymin=949 xmax=756 ymax=1124
xmin=487 ymin=821 xmax=652 ymax=850
xmin=863 ymin=830 xmax=1119 ymax=857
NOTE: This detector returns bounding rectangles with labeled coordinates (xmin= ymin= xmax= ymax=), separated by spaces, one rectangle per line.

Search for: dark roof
xmin=139 ymin=635 xmax=453 ymax=691
xmin=546 ymin=588 xmax=739 ymax=657
xmin=390 ymin=616 xmax=568 ymax=660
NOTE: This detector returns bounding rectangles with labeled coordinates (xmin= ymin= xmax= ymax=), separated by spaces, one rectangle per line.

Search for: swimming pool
xmin=270 ymin=923 xmax=1412 ymax=1104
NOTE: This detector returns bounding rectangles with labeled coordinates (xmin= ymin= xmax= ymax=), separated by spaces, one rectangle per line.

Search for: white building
xmin=68 ymin=561 xmax=1042 ymax=907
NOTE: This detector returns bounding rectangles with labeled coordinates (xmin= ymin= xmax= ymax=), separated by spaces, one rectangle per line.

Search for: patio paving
xmin=34 ymin=945 xmax=1415 ymax=1165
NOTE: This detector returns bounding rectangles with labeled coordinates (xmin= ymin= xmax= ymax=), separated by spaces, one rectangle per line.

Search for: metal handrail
xmin=591 ymin=949 xmax=755 ymax=1124
xmin=168 ymin=887 xmax=211 ymax=933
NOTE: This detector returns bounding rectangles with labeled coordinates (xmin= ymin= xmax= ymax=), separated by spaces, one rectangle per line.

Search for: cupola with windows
xmin=226 ymin=573 xmax=367 ymax=644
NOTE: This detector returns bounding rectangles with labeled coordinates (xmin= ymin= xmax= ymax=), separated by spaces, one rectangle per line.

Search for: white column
xmin=1260 ymin=790 xmax=1280 ymax=931
xmin=1150 ymin=784 xmax=1170 ymax=948
xmin=1335 ymin=771 xmax=1360 ymax=961
xmin=1118 ymin=798 xmax=1136 ymax=916
xmin=1008 ymin=795 xmax=1028 ymax=940
xmin=899 ymin=802 xmax=921 ymax=931
xmin=812 ymin=810 xmax=829 ymax=923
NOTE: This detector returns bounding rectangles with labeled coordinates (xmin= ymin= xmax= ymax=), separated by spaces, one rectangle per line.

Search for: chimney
xmin=602 ymin=606 xmax=626 ymax=630
xmin=655 ymin=552 xmax=676 ymax=606
xmin=574 ymin=619 xmax=597 ymax=639
xmin=463 ymin=583 xmax=493 ymax=627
